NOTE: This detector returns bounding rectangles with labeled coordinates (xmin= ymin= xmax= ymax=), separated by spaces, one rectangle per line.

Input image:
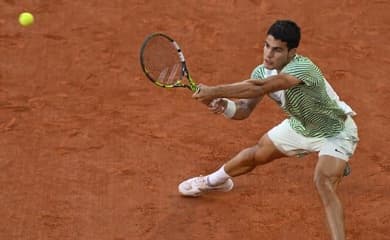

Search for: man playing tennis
xmin=178 ymin=20 xmax=359 ymax=240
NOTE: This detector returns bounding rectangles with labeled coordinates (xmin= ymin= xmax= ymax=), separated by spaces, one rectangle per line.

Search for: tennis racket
xmin=140 ymin=33 xmax=198 ymax=92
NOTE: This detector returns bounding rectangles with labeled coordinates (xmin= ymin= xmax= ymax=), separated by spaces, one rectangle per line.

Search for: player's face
xmin=263 ymin=35 xmax=296 ymax=71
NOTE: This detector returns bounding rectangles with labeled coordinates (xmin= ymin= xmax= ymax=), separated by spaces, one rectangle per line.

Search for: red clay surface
xmin=1 ymin=1 xmax=389 ymax=239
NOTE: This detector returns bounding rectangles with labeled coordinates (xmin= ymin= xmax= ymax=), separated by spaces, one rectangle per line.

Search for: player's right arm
xmin=206 ymin=65 xmax=266 ymax=120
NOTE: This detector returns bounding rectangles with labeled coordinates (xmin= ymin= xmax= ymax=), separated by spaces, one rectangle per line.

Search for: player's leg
xmin=314 ymin=116 xmax=358 ymax=240
xmin=314 ymin=156 xmax=347 ymax=240
xmin=224 ymin=133 xmax=286 ymax=176
xmin=178 ymin=134 xmax=286 ymax=197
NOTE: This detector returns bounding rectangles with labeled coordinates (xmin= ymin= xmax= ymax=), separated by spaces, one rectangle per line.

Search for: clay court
xmin=1 ymin=1 xmax=389 ymax=239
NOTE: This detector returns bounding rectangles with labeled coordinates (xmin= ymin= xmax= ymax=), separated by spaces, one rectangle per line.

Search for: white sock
xmin=207 ymin=165 xmax=231 ymax=186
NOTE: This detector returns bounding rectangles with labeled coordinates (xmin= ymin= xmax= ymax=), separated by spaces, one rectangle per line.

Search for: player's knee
xmin=242 ymin=146 xmax=258 ymax=166
xmin=314 ymin=174 xmax=332 ymax=202
xmin=314 ymin=173 xmax=329 ymax=192
xmin=314 ymin=172 xmax=340 ymax=195
xmin=253 ymin=148 xmax=274 ymax=166
xmin=253 ymin=137 xmax=280 ymax=165
xmin=313 ymin=173 xmax=343 ymax=209
xmin=238 ymin=145 xmax=267 ymax=167
xmin=314 ymin=168 xmax=343 ymax=192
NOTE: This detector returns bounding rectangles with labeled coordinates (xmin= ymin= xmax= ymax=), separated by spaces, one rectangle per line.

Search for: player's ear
xmin=288 ymin=48 xmax=297 ymax=58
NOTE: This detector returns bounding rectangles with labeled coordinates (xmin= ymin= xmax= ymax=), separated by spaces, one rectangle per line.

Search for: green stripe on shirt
xmin=251 ymin=55 xmax=346 ymax=138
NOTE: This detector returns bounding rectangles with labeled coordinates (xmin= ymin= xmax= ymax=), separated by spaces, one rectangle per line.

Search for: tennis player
xmin=178 ymin=20 xmax=359 ymax=240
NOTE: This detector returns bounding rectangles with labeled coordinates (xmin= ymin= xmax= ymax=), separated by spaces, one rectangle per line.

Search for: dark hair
xmin=267 ymin=20 xmax=301 ymax=50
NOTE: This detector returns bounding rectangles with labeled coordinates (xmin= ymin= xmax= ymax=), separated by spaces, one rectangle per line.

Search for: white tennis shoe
xmin=178 ymin=175 xmax=234 ymax=197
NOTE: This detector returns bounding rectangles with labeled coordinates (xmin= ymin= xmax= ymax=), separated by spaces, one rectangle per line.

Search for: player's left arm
xmin=246 ymin=73 xmax=303 ymax=94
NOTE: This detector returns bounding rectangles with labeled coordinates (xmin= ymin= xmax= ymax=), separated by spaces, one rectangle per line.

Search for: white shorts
xmin=267 ymin=116 xmax=359 ymax=161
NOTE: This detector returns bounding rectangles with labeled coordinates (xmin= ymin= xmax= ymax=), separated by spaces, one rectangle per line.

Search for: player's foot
xmin=178 ymin=175 xmax=234 ymax=197
xmin=343 ymin=162 xmax=351 ymax=176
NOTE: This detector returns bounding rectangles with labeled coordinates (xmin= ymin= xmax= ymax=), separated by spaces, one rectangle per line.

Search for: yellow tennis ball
xmin=18 ymin=12 xmax=34 ymax=27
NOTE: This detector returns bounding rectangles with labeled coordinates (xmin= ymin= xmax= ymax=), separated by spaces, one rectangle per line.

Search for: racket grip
xmin=194 ymin=86 xmax=201 ymax=94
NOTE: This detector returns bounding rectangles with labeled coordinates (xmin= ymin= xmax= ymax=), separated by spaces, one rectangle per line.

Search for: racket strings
xmin=142 ymin=36 xmax=183 ymax=85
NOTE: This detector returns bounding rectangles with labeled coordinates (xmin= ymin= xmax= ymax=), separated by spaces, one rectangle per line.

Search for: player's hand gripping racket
xmin=140 ymin=33 xmax=198 ymax=92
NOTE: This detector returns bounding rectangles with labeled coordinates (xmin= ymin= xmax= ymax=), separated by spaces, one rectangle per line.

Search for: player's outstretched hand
xmin=192 ymin=84 xmax=215 ymax=105
xmin=208 ymin=98 xmax=228 ymax=114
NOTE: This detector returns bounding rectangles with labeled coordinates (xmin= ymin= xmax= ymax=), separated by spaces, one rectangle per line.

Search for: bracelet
xmin=223 ymin=98 xmax=237 ymax=118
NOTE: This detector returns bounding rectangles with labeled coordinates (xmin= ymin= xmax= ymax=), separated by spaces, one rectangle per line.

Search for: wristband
xmin=222 ymin=98 xmax=237 ymax=118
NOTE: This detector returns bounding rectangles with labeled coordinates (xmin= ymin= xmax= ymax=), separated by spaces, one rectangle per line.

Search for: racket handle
xmin=187 ymin=84 xmax=200 ymax=93
xmin=194 ymin=86 xmax=201 ymax=94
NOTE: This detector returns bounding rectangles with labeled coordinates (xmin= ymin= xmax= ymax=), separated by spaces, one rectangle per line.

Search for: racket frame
xmin=140 ymin=33 xmax=198 ymax=92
